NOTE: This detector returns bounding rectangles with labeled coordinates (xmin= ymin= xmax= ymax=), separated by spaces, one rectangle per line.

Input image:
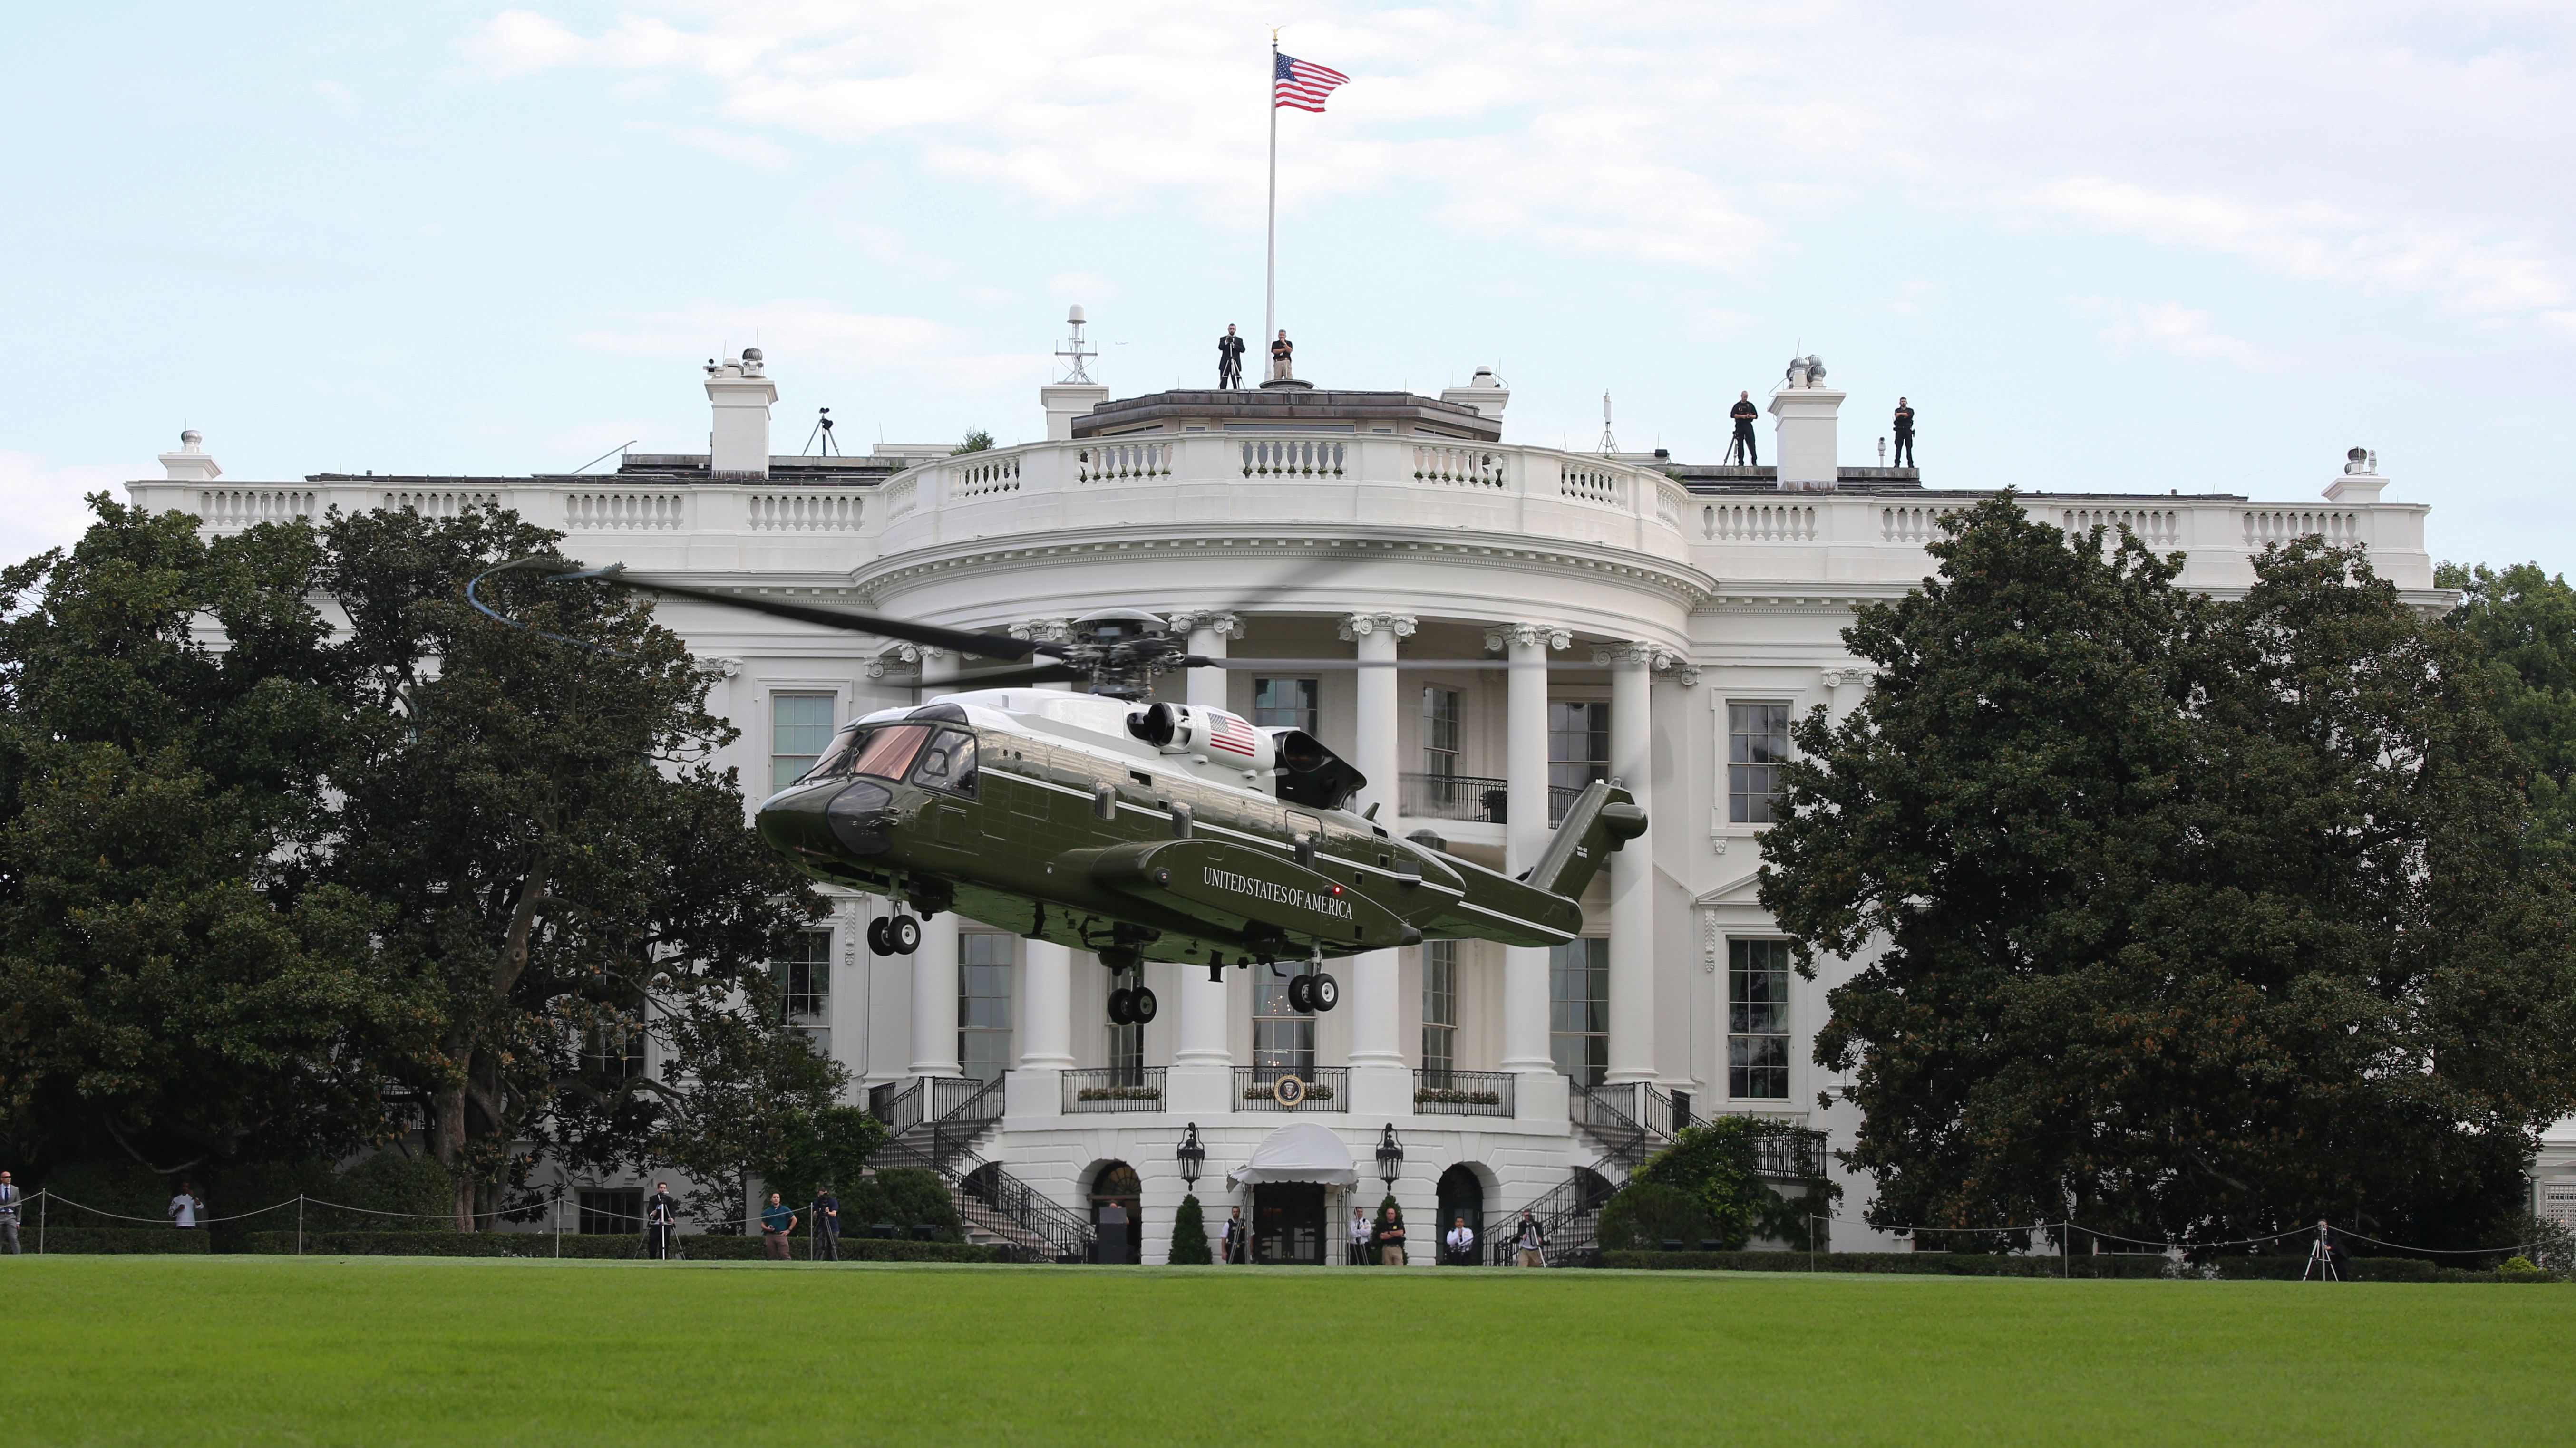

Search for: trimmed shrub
xmin=231 ymin=1231 xmax=1005 ymax=1262
xmin=23 ymin=1228 xmax=214 ymax=1255
xmin=842 ymin=1169 xmax=962 ymax=1244
xmin=1168 ymin=1194 xmax=1212 ymax=1265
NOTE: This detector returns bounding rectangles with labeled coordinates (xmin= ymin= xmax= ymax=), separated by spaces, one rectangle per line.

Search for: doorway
xmin=1090 ymin=1161 xmax=1142 ymax=1265
xmin=1436 ymin=1164 xmax=1486 ymax=1265
xmin=1251 ymin=1182 xmax=1326 ymax=1265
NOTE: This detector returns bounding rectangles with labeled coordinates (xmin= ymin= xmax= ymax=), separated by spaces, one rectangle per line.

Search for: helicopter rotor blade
xmin=556 ymin=565 xmax=1063 ymax=664
xmin=938 ymin=662 xmax=1091 ymax=690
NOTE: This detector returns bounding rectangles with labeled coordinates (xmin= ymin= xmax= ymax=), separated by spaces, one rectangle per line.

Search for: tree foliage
xmin=0 ymin=497 xmax=841 ymax=1226
xmin=1759 ymin=493 xmax=2576 ymax=1251
xmin=2437 ymin=561 xmax=2576 ymax=868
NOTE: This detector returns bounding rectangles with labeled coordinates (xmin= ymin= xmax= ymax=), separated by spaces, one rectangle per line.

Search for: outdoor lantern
xmin=1176 ymin=1122 xmax=1206 ymax=1188
xmin=1375 ymin=1124 xmax=1404 ymax=1187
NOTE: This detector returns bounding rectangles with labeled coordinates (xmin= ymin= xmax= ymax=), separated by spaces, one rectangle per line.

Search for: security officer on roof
xmin=1217 ymin=324 xmax=1245 ymax=389
xmin=1730 ymin=391 xmax=1759 ymax=465
xmin=1892 ymin=397 xmax=1916 ymax=468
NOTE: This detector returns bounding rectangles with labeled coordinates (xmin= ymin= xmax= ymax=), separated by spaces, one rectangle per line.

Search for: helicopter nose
xmin=758 ymin=780 xmax=896 ymax=859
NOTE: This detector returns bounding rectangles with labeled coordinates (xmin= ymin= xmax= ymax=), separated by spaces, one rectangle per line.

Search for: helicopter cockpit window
xmin=845 ymin=724 xmax=934 ymax=782
xmin=911 ymin=729 xmax=978 ymax=796
xmin=804 ymin=727 xmax=866 ymax=782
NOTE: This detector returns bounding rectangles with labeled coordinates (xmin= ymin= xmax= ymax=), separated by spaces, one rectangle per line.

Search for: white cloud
xmin=623 ymin=119 xmax=795 ymax=173
xmin=2082 ymin=299 xmax=2279 ymax=372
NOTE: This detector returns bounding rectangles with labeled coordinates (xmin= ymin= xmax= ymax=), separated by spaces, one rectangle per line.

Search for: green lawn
xmin=2 ymin=1258 xmax=2569 ymax=1446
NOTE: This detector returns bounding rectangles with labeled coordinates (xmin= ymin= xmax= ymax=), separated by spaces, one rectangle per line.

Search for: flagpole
xmin=1263 ymin=30 xmax=1279 ymax=364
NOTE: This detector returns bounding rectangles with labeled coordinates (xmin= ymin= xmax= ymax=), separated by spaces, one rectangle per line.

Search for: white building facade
xmin=131 ymin=342 xmax=2461 ymax=1263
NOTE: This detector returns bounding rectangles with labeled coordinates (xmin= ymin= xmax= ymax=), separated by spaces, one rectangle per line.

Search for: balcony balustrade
xmin=1413 ymin=1069 xmax=1516 ymax=1117
xmin=1061 ymin=1066 xmax=1166 ymax=1113
xmin=1234 ymin=1066 xmax=1349 ymax=1112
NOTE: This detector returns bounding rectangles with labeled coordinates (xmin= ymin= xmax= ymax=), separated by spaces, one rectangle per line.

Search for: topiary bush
xmin=1596 ymin=1182 xmax=1717 ymax=1253
xmin=842 ymin=1168 xmax=962 ymax=1243
xmin=1168 ymin=1193 xmax=1211 ymax=1265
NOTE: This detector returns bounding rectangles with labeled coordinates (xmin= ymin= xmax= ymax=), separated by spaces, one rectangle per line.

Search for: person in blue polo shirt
xmin=760 ymin=1192 xmax=798 ymax=1262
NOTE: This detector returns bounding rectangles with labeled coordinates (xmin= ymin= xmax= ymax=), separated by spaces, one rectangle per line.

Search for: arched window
xmin=1436 ymin=1164 xmax=1486 ymax=1265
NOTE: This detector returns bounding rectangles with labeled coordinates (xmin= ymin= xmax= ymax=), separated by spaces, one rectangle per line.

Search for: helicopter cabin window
xmin=806 ymin=724 xmax=865 ymax=782
xmin=1251 ymin=973 xmax=1314 ymax=1082
xmin=1727 ymin=703 xmax=1792 ymax=824
xmin=958 ymin=934 xmax=1014 ymax=1085
xmin=1254 ymin=677 xmax=1319 ymax=734
xmin=771 ymin=693 xmax=837 ymax=793
xmin=845 ymin=724 xmax=934 ymax=782
xmin=910 ymin=729 xmax=978 ymax=795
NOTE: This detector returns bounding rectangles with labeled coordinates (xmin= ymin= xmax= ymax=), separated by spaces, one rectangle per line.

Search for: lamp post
xmin=1375 ymin=1124 xmax=1403 ymax=1189
xmin=1177 ymin=1123 xmax=1205 ymax=1191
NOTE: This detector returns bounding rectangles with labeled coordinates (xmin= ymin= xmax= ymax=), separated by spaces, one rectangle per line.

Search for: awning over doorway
xmin=1226 ymin=1121 xmax=1358 ymax=1188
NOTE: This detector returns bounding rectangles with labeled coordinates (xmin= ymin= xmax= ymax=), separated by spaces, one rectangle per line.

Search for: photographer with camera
xmin=2306 ymin=1217 xmax=2352 ymax=1281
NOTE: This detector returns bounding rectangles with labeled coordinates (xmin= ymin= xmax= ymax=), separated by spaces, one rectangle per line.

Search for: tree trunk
xmin=430 ymin=1083 xmax=474 ymax=1231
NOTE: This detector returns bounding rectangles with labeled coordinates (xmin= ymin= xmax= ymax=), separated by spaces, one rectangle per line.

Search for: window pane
xmin=1422 ymin=686 xmax=1461 ymax=772
xmin=1549 ymin=701 xmax=1610 ymax=792
xmin=1728 ymin=938 xmax=1791 ymax=1099
xmin=1252 ymin=975 xmax=1314 ymax=1077
xmin=958 ymin=935 xmax=1013 ymax=1084
xmin=1254 ymin=678 xmax=1319 ymax=734
xmin=1549 ymin=938 xmax=1608 ymax=1087
xmin=1421 ymin=941 xmax=1457 ymax=1079
xmin=771 ymin=692 xmax=836 ymax=793
xmin=776 ymin=928 xmax=831 ymax=1026
xmin=910 ymin=729 xmax=978 ymax=794
xmin=1728 ymin=703 xmax=1791 ymax=824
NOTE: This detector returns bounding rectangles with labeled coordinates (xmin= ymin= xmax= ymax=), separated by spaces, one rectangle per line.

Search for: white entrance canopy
xmin=1226 ymin=1122 xmax=1358 ymax=1188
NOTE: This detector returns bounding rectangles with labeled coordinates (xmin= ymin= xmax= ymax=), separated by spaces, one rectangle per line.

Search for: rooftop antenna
xmin=1056 ymin=305 xmax=1097 ymax=384
xmin=803 ymin=406 xmax=842 ymax=457
xmin=568 ymin=439 xmax=638 ymax=475
xmin=1598 ymin=392 xmax=1617 ymax=455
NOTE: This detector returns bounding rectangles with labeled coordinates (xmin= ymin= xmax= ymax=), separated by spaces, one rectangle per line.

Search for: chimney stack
xmin=2324 ymin=446 xmax=2386 ymax=503
xmin=159 ymin=428 xmax=222 ymax=482
xmin=1768 ymin=354 xmax=1842 ymax=490
xmin=705 ymin=348 xmax=777 ymax=478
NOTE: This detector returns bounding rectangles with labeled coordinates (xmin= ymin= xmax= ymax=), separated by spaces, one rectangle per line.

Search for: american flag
xmin=1273 ymin=52 xmax=1349 ymax=113
xmin=1208 ymin=711 xmax=1260 ymax=757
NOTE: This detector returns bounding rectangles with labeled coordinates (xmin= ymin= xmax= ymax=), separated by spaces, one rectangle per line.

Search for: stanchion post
xmin=2062 ymin=1221 xmax=2069 ymax=1279
xmin=553 ymin=1188 xmax=561 ymax=1259
xmin=39 ymin=1190 xmax=46 ymax=1255
xmin=297 ymin=1194 xmax=305 ymax=1256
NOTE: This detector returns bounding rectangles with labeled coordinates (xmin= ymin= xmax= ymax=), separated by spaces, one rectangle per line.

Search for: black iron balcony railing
xmin=1413 ymin=1068 xmax=1516 ymax=1117
xmin=1062 ymin=1066 xmax=1166 ymax=1113
xmin=1235 ymin=1065 xmax=1349 ymax=1112
xmin=1396 ymin=774 xmax=1592 ymax=825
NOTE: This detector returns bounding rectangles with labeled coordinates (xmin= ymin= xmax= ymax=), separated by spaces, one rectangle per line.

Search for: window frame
xmin=775 ymin=927 xmax=832 ymax=1029
xmin=1727 ymin=701 xmax=1793 ymax=825
xmin=1727 ymin=937 xmax=1793 ymax=1101
xmin=1421 ymin=940 xmax=1458 ymax=1080
xmin=770 ymin=690 xmax=841 ymax=794
xmin=1252 ymin=677 xmax=1321 ymax=735
xmin=1549 ymin=937 xmax=1609 ymax=1087
xmin=1421 ymin=686 xmax=1463 ymax=777
xmin=958 ymin=934 xmax=1016 ymax=1085
xmin=1251 ymin=971 xmax=1315 ymax=1080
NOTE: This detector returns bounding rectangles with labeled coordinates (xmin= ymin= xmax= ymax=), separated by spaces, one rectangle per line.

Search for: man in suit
xmin=644 ymin=1181 xmax=678 ymax=1260
xmin=1217 ymin=325 xmax=1245 ymax=388
xmin=0 ymin=1170 xmax=20 ymax=1254
xmin=1892 ymin=397 xmax=1916 ymax=467
xmin=1730 ymin=391 xmax=1760 ymax=464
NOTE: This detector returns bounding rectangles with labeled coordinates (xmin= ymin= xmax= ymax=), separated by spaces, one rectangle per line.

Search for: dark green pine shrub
xmin=1596 ymin=1182 xmax=1718 ymax=1252
xmin=1168 ymin=1193 xmax=1212 ymax=1264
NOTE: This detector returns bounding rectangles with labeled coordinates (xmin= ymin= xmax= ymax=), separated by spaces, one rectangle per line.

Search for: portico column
xmin=909 ymin=651 xmax=962 ymax=1077
xmin=1490 ymin=625 xmax=1570 ymax=1106
xmin=1163 ymin=611 xmax=1244 ymax=1114
xmin=1340 ymin=612 xmax=1414 ymax=1116
xmin=1599 ymin=644 xmax=1660 ymax=1087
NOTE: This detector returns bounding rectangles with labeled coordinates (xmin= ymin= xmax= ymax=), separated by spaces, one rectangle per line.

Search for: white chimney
xmin=1768 ymin=354 xmax=1842 ymax=490
xmin=1439 ymin=367 xmax=1511 ymax=422
xmin=2323 ymin=446 xmax=2386 ymax=503
xmin=705 ymin=348 xmax=777 ymax=478
xmin=159 ymin=428 xmax=222 ymax=482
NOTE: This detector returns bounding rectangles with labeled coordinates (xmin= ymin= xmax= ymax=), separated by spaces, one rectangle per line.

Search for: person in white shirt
xmin=169 ymin=1181 xmax=204 ymax=1229
xmin=1445 ymin=1215 xmax=1477 ymax=1266
xmin=1348 ymin=1206 xmax=1370 ymax=1266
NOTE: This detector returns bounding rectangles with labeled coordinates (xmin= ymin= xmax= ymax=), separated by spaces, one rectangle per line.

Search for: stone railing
xmin=564 ymin=491 xmax=688 ymax=531
xmin=745 ymin=491 xmax=864 ymax=531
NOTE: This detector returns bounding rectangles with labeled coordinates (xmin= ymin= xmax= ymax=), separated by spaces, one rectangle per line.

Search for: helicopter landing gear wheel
xmin=1309 ymin=973 xmax=1340 ymax=1012
xmin=1128 ymin=987 xmax=1157 ymax=1024
xmin=887 ymin=915 xmax=922 ymax=955
xmin=866 ymin=917 xmax=892 ymax=956
xmin=1107 ymin=987 xmax=1136 ymax=1026
xmin=1287 ymin=974 xmax=1315 ymax=1013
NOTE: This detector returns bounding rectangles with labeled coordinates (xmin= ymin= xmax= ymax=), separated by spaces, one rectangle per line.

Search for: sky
xmin=4 ymin=1 xmax=2572 ymax=573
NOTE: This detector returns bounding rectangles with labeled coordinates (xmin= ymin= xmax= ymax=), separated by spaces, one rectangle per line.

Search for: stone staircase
xmin=865 ymin=1075 xmax=1092 ymax=1262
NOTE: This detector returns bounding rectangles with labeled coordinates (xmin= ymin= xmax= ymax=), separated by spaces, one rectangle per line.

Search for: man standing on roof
xmin=1269 ymin=330 xmax=1295 ymax=382
xmin=1218 ymin=325 xmax=1245 ymax=389
xmin=1730 ymin=391 xmax=1760 ymax=465
xmin=1892 ymin=397 xmax=1916 ymax=468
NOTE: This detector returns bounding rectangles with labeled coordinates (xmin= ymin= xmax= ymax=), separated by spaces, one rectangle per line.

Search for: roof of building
xmin=1070 ymin=387 xmax=1502 ymax=442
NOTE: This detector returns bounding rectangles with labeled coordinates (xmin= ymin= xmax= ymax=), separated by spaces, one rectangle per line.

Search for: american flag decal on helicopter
xmin=1208 ymin=711 xmax=1260 ymax=756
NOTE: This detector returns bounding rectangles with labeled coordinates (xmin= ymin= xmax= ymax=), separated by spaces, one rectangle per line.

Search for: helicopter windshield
xmin=841 ymin=724 xmax=935 ymax=782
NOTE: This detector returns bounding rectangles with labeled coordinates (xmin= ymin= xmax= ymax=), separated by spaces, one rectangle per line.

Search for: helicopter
xmin=472 ymin=560 xmax=1646 ymax=1024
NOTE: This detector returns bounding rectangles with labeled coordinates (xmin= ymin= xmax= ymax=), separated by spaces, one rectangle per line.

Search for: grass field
xmin=3 ymin=1257 xmax=2570 ymax=1446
